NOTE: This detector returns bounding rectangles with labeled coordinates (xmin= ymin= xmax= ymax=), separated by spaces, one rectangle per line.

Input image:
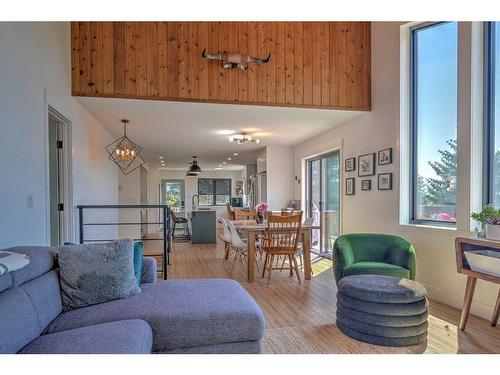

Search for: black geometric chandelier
xmin=105 ymin=119 xmax=145 ymax=175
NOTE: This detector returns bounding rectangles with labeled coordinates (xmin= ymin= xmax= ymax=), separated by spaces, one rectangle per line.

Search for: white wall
xmin=293 ymin=22 xmax=498 ymax=320
xmin=118 ymin=168 xmax=141 ymax=238
xmin=266 ymin=146 xmax=294 ymax=210
xmin=0 ymin=22 xmax=119 ymax=247
xmin=256 ymin=148 xmax=267 ymax=204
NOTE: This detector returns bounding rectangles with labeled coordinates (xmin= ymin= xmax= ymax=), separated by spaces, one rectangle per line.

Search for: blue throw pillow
xmin=62 ymin=241 xmax=143 ymax=285
xmin=133 ymin=241 xmax=144 ymax=285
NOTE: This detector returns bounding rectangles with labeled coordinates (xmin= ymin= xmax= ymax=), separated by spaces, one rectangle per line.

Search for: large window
xmin=485 ymin=22 xmax=500 ymax=207
xmin=198 ymin=178 xmax=231 ymax=206
xmin=411 ymin=22 xmax=458 ymax=224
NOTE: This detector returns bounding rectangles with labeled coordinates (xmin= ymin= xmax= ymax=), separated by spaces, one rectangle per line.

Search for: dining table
xmin=231 ymin=219 xmax=314 ymax=283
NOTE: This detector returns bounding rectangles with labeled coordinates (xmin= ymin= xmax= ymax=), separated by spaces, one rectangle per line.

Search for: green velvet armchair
xmin=333 ymin=233 xmax=416 ymax=283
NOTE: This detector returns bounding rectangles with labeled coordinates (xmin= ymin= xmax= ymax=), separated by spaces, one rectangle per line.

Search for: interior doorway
xmin=47 ymin=107 xmax=72 ymax=246
xmin=306 ymin=151 xmax=341 ymax=258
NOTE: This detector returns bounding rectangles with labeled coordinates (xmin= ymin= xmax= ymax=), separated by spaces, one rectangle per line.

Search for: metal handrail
xmin=77 ymin=204 xmax=171 ymax=280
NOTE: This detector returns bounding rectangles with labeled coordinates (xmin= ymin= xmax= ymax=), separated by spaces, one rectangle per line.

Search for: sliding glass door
xmin=307 ymin=151 xmax=340 ymax=257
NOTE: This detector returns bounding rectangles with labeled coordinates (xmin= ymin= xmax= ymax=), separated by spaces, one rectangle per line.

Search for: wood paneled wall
xmin=71 ymin=22 xmax=371 ymax=110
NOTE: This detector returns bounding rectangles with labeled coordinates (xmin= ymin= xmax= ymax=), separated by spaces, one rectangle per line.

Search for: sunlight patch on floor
xmin=311 ymin=257 xmax=333 ymax=277
xmin=426 ymin=314 xmax=459 ymax=354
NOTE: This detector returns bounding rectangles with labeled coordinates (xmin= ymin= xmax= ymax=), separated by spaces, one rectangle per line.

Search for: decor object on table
xmin=105 ymin=119 xmax=145 ymax=175
xmin=378 ymin=173 xmax=393 ymax=190
xmin=336 ymin=275 xmax=428 ymax=347
xmin=455 ymin=237 xmax=500 ymax=329
xmin=0 ymin=251 xmax=30 ymax=275
xmin=333 ymin=233 xmax=416 ymax=283
xmin=256 ymin=202 xmax=268 ymax=224
xmin=378 ymin=148 xmax=392 ymax=165
xmin=202 ymin=48 xmax=271 ymax=70
xmin=58 ymin=238 xmax=141 ymax=311
xmin=358 ymin=153 xmax=376 ymax=177
xmin=187 ymin=155 xmax=202 ymax=175
xmin=0 ymin=246 xmax=265 ymax=354
xmin=345 ymin=157 xmax=356 ymax=172
xmin=345 ymin=178 xmax=355 ymax=196
xmin=471 ymin=204 xmax=500 ymax=240
xmin=361 ymin=179 xmax=371 ymax=191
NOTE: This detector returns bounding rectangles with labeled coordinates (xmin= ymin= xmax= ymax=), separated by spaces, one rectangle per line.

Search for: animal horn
xmin=201 ymin=48 xmax=223 ymax=60
xmin=246 ymin=53 xmax=271 ymax=65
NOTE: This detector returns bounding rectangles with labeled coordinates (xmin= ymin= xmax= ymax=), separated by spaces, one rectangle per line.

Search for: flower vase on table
xmin=256 ymin=202 xmax=268 ymax=224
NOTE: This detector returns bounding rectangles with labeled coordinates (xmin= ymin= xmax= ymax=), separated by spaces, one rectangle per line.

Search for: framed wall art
xmin=378 ymin=173 xmax=393 ymax=190
xmin=358 ymin=153 xmax=376 ymax=177
xmin=361 ymin=179 xmax=371 ymax=191
xmin=346 ymin=177 xmax=355 ymax=195
xmin=378 ymin=148 xmax=392 ymax=166
xmin=345 ymin=157 xmax=356 ymax=172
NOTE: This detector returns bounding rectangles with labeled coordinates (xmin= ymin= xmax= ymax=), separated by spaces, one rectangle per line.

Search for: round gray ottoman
xmin=336 ymin=275 xmax=428 ymax=347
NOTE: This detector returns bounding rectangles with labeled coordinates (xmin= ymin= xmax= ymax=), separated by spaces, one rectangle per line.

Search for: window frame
xmin=409 ymin=21 xmax=457 ymax=226
xmin=197 ymin=178 xmax=232 ymax=206
xmin=483 ymin=22 xmax=497 ymax=206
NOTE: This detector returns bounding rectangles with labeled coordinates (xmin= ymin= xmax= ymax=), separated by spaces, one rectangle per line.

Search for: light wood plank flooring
xmin=146 ymin=237 xmax=500 ymax=354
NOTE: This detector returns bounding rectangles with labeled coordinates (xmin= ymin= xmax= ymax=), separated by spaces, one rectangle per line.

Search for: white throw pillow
xmin=0 ymin=251 xmax=30 ymax=275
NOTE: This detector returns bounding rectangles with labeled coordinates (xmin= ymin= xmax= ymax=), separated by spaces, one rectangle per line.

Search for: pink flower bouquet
xmin=256 ymin=202 xmax=269 ymax=214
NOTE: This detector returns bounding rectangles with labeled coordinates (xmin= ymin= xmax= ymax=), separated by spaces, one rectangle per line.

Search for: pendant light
xmin=105 ymin=119 xmax=145 ymax=175
xmin=187 ymin=156 xmax=202 ymax=175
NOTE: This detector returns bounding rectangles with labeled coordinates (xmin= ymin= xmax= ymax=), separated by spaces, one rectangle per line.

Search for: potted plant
xmin=255 ymin=202 xmax=269 ymax=224
xmin=471 ymin=205 xmax=500 ymax=241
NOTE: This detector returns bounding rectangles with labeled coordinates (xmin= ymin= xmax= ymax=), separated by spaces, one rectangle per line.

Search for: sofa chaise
xmin=0 ymin=246 xmax=265 ymax=354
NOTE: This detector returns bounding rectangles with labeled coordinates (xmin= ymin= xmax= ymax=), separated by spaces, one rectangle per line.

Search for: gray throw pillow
xmin=58 ymin=238 xmax=141 ymax=311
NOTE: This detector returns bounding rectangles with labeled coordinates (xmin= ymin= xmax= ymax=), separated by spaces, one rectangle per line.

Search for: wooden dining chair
xmin=277 ymin=216 xmax=314 ymax=273
xmin=281 ymin=208 xmax=295 ymax=216
xmin=261 ymin=211 xmax=303 ymax=283
xmin=234 ymin=209 xmax=257 ymax=220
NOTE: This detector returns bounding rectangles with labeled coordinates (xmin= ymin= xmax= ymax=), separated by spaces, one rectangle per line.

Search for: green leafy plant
xmin=471 ymin=204 xmax=500 ymax=225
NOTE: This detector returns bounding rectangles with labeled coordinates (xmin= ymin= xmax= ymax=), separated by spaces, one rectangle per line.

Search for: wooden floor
xmin=147 ymin=236 xmax=500 ymax=354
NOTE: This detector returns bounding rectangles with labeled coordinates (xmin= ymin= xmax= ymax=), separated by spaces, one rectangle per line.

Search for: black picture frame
xmin=358 ymin=153 xmax=376 ymax=177
xmin=346 ymin=177 xmax=355 ymax=195
xmin=345 ymin=157 xmax=356 ymax=172
xmin=378 ymin=173 xmax=393 ymax=190
xmin=361 ymin=179 xmax=371 ymax=191
xmin=378 ymin=148 xmax=393 ymax=166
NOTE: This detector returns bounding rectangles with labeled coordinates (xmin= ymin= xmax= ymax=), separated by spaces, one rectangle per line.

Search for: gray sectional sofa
xmin=0 ymin=246 xmax=265 ymax=354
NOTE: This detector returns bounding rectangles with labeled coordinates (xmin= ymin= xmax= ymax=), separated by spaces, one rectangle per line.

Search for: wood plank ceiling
xmin=71 ymin=22 xmax=371 ymax=111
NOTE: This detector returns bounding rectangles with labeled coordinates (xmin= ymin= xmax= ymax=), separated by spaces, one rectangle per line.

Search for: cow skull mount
xmin=201 ymin=48 xmax=271 ymax=70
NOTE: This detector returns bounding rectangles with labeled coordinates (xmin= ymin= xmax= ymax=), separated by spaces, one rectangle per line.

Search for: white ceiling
xmin=77 ymin=97 xmax=362 ymax=171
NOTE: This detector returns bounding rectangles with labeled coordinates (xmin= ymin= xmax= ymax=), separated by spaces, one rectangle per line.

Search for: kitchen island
xmin=191 ymin=209 xmax=217 ymax=244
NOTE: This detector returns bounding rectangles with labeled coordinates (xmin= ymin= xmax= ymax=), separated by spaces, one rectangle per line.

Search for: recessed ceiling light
xmin=223 ymin=162 xmax=227 ymax=164
xmin=214 ymin=167 xmax=223 ymax=170
xmin=159 ymin=156 xmax=163 ymax=159
xmin=227 ymin=157 xmax=232 ymax=161
xmin=233 ymin=153 xmax=238 ymax=156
